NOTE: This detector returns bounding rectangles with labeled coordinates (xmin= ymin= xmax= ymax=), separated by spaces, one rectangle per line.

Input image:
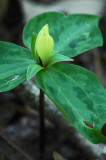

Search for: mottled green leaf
xmin=27 ymin=63 xmax=43 ymax=80
xmin=47 ymin=54 xmax=73 ymax=67
xmin=31 ymin=33 xmax=38 ymax=62
xmin=0 ymin=41 xmax=33 ymax=92
xmin=23 ymin=12 xmax=103 ymax=57
xmin=36 ymin=63 xmax=106 ymax=143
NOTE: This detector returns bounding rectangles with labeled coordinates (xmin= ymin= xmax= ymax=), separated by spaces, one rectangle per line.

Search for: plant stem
xmin=39 ymin=88 xmax=45 ymax=160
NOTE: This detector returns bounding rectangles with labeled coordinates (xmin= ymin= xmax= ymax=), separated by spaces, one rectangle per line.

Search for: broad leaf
xmin=47 ymin=54 xmax=73 ymax=67
xmin=31 ymin=33 xmax=38 ymax=62
xmin=0 ymin=41 xmax=33 ymax=92
xmin=23 ymin=12 xmax=103 ymax=57
xmin=27 ymin=63 xmax=43 ymax=80
xmin=36 ymin=63 xmax=106 ymax=143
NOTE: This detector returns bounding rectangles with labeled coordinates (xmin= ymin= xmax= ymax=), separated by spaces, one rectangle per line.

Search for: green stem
xmin=39 ymin=88 xmax=45 ymax=160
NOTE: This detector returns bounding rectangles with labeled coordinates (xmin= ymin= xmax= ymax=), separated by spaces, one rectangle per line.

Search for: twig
xmin=0 ymin=127 xmax=34 ymax=160
xmin=93 ymin=48 xmax=103 ymax=82
xmin=0 ymin=149 xmax=4 ymax=160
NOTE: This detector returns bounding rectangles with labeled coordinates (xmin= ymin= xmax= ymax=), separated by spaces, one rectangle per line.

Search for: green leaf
xmin=36 ymin=63 xmax=106 ymax=143
xmin=23 ymin=12 xmax=103 ymax=58
xmin=0 ymin=41 xmax=33 ymax=92
xmin=27 ymin=63 xmax=43 ymax=80
xmin=47 ymin=54 xmax=73 ymax=67
xmin=31 ymin=33 xmax=38 ymax=62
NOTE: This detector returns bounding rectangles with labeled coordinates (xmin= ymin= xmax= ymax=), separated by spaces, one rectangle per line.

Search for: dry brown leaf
xmin=53 ymin=151 xmax=67 ymax=160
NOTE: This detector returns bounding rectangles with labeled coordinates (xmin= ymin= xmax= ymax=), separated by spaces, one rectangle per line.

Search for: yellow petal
xmin=35 ymin=24 xmax=54 ymax=66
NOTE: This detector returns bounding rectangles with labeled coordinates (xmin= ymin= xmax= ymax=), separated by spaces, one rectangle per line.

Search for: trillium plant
xmin=0 ymin=12 xmax=106 ymax=147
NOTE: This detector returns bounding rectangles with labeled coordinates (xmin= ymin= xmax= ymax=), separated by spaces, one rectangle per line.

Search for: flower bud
xmin=35 ymin=24 xmax=54 ymax=66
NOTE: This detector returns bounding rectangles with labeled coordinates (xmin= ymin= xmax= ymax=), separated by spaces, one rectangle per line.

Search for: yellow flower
xmin=32 ymin=24 xmax=54 ymax=66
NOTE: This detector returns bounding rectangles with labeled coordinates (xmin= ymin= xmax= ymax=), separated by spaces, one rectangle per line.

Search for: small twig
xmin=93 ymin=48 xmax=103 ymax=82
xmin=0 ymin=127 xmax=34 ymax=160
xmin=39 ymin=89 xmax=45 ymax=160
xmin=0 ymin=149 xmax=4 ymax=160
